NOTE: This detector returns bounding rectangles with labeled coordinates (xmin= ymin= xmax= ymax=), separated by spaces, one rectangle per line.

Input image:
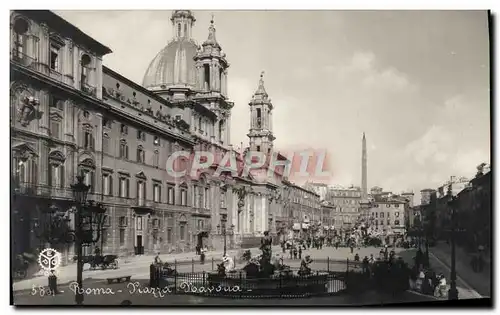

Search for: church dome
xmin=142 ymin=39 xmax=198 ymax=89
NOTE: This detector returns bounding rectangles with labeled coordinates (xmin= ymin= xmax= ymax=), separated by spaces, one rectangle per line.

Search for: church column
xmin=73 ymin=46 xmax=80 ymax=89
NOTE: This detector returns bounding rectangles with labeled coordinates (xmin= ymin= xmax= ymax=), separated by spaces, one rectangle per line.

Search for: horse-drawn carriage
xmin=75 ymin=254 xmax=119 ymax=270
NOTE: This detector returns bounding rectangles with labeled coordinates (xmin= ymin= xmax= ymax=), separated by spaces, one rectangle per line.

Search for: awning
xmin=330 ymin=226 xmax=335 ymax=230
xmin=293 ymin=223 xmax=301 ymax=231
xmin=301 ymin=223 xmax=310 ymax=229
xmin=323 ymin=226 xmax=329 ymax=230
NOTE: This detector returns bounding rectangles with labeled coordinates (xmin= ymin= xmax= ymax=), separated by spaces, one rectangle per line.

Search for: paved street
xmin=429 ymin=241 xmax=491 ymax=297
xmin=13 ymin=245 xmax=483 ymax=304
xmin=13 ymin=245 xmax=391 ymax=292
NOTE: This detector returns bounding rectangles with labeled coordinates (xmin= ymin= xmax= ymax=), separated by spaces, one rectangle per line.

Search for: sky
xmin=55 ymin=10 xmax=491 ymax=198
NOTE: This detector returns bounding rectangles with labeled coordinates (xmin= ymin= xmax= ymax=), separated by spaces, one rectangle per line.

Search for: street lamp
xmin=70 ymin=171 xmax=107 ymax=305
xmin=217 ymin=219 xmax=228 ymax=256
xmin=447 ymin=183 xmax=459 ymax=300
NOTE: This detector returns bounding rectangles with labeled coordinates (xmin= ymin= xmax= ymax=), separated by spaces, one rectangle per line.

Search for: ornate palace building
xmin=11 ymin=10 xmax=287 ymax=261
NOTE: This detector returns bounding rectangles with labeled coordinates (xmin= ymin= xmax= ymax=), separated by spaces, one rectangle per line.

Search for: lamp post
xmin=447 ymin=183 xmax=459 ymax=300
xmin=70 ymin=172 xmax=107 ymax=305
xmin=218 ymin=219 xmax=227 ymax=256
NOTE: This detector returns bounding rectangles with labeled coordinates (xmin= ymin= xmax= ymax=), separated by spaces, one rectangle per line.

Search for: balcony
xmin=11 ymin=50 xmax=37 ymax=69
xmin=81 ymin=83 xmax=97 ymax=97
xmin=49 ymin=68 xmax=63 ymax=81
xmin=193 ymin=207 xmax=211 ymax=216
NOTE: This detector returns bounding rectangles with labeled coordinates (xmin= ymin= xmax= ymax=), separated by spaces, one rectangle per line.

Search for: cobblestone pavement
xmin=13 ymin=278 xmax=438 ymax=306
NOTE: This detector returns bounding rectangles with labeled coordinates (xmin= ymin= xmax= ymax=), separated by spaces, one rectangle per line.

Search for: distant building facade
xmin=325 ymin=185 xmax=361 ymax=230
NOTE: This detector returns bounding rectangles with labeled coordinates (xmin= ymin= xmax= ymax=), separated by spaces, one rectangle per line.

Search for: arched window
xmin=184 ymin=24 xmax=187 ymax=37
xmin=177 ymin=23 xmax=181 ymax=37
xmin=12 ymin=18 xmax=29 ymax=58
xmin=80 ymin=54 xmax=91 ymax=87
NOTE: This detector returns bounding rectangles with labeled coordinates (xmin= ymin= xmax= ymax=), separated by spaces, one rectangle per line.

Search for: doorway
xmin=135 ymin=235 xmax=144 ymax=255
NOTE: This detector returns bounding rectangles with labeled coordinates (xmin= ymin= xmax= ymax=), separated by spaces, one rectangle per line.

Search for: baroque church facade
xmin=10 ymin=10 xmax=288 ymax=261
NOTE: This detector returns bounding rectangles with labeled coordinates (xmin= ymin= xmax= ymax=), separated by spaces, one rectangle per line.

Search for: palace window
xmin=153 ymin=136 xmax=160 ymax=146
xmin=50 ymin=44 xmax=60 ymax=71
xmin=12 ymin=18 xmax=29 ymax=58
xmin=49 ymin=95 xmax=63 ymax=110
xmin=137 ymin=130 xmax=146 ymax=141
xmin=83 ymin=128 xmax=94 ymax=150
xmin=102 ymin=134 xmax=110 ymax=154
xmin=153 ymin=182 xmax=161 ymax=203
xmin=167 ymin=185 xmax=175 ymax=205
xmin=120 ymin=124 xmax=128 ymax=135
xmin=136 ymin=180 xmax=146 ymax=204
xmin=81 ymin=169 xmax=95 ymax=193
xmin=394 ymin=219 xmax=400 ymax=226
xmin=180 ymin=186 xmax=188 ymax=206
xmin=380 ymin=212 xmax=384 ymax=218
xmin=80 ymin=54 xmax=91 ymax=86
xmin=103 ymin=118 xmax=112 ymax=129
xmin=48 ymin=159 xmax=64 ymax=188
xmin=395 ymin=212 xmax=400 ymax=217
xmin=49 ymin=119 xmax=61 ymax=139
xmin=119 ymin=176 xmax=130 ymax=198
xmin=102 ymin=173 xmax=113 ymax=196
xmin=136 ymin=146 xmax=145 ymax=163
xmin=119 ymin=140 xmax=129 ymax=159
xmin=153 ymin=150 xmax=159 ymax=168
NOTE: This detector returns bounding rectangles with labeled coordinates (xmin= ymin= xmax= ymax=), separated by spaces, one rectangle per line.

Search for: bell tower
xmin=194 ymin=16 xmax=229 ymax=96
xmin=247 ymin=72 xmax=275 ymax=154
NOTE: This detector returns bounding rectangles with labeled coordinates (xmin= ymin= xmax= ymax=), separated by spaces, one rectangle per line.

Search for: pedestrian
xmin=335 ymin=241 xmax=339 ymax=250
xmin=289 ymin=246 xmax=293 ymax=259
xmin=354 ymin=253 xmax=360 ymax=262
xmin=298 ymin=246 xmax=302 ymax=260
xmin=200 ymin=247 xmax=206 ymax=264
xmin=94 ymin=246 xmax=101 ymax=257
xmin=293 ymin=246 xmax=298 ymax=259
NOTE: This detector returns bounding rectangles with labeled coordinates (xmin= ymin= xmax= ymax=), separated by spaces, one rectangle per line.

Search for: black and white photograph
xmin=9 ymin=5 xmax=492 ymax=307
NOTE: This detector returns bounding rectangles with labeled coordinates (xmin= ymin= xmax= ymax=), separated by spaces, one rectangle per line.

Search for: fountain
xmin=204 ymin=231 xmax=336 ymax=297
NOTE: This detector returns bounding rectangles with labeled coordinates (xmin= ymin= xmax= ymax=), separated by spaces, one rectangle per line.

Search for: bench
xmin=106 ymin=275 xmax=131 ymax=284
